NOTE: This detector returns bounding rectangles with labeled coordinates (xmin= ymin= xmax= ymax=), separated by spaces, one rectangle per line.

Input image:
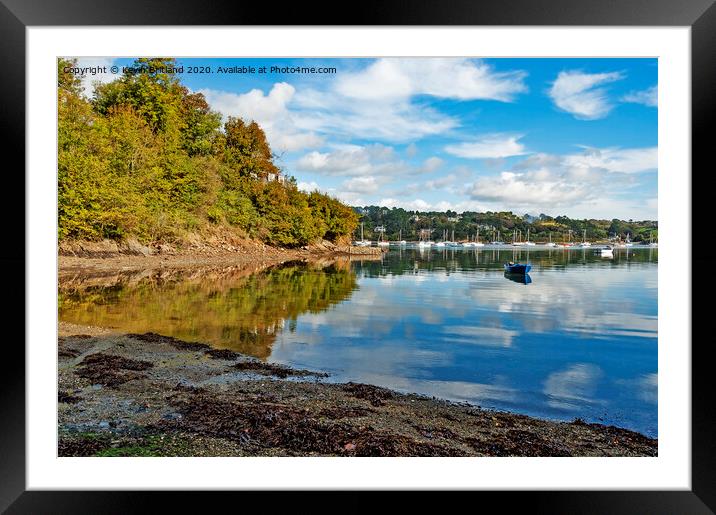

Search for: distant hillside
xmin=58 ymin=57 xmax=357 ymax=248
xmin=353 ymin=206 xmax=657 ymax=242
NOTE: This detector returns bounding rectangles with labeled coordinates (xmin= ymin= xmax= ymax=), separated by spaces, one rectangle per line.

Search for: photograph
xmin=56 ymin=56 xmax=659 ymax=458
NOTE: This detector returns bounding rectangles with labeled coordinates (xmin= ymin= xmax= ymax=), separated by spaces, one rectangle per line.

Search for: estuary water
xmin=59 ymin=246 xmax=658 ymax=436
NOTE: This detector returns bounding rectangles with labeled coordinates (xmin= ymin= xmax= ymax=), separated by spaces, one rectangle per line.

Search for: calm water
xmin=59 ymin=246 xmax=658 ymax=436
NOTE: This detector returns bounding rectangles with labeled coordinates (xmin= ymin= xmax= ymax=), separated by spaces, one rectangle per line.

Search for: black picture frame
xmin=2 ymin=0 xmax=713 ymax=511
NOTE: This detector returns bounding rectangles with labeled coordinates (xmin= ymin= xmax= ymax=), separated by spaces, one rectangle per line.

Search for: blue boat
xmin=504 ymin=272 xmax=532 ymax=285
xmin=504 ymin=262 xmax=531 ymax=274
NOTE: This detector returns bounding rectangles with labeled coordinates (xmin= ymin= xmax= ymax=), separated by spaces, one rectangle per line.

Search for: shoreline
xmin=58 ymin=323 xmax=657 ymax=457
xmin=59 ymin=239 xmax=383 ymax=277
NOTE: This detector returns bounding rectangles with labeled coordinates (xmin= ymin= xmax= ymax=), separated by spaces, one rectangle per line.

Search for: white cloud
xmin=199 ymin=83 xmax=323 ymax=153
xmin=405 ymin=143 xmax=419 ymax=158
xmin=379 ymin=198 xmax=432 ymax=211
xmin=201 ymin=59 xmax=528 ymax=147
xmin=333 ymin=191 xmax=366 ymax=206
xmin=564 ymin=147 xmax=657 ymax=174
xmin=424 ymin=174 xmax=458 ymax=190
xmin=296 ymin=181 xmax=321 ymax=193
xmin=300 ymin=144 xmax=656 ymax=219
xmin=342 ymin=176 xmax=381 ymax=194
xmin=292 ymin=93 xmax=458 ymax=142
xmin=334 ymin=58 xmax=528 ymax=102
xmin=295 ymin=145 xmax=445 ymax=179
xmin=296 ymin=144 xmax=401 ymax=177
xmin=417 ymin=157 xmax=444 ymax=173
xmin=466 ymin=146 xmax=656 ymax=216
xmin=72 ymin=57 xmax=118 ymax=98
xmin=470 ymin=170 xmax=590 ymax=207
xmin=548 ymin=70 xmax=625 ymax=120
xmin=376 ymin=197 xmax=490 ymax=213
xmin=445 ymin=134 xmax=528 ymax=159
xmin=622 ymin=85 xmax=658 ymax=107
xmin=289 ymin=58 xmax=529 ymax=143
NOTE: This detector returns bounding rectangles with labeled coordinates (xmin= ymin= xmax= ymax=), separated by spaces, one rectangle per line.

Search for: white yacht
xmin=599 ymin=245 xmax=614 ymax=258
xmin=579 ymin=229 xmax=592 ymax=247
xmin=524 ymin=228 xmax=536 ymax=246
xmin=544 ymin=232 xmax=557 ymax=247
xmin=354 ymin=222 xmax=371 ymax=246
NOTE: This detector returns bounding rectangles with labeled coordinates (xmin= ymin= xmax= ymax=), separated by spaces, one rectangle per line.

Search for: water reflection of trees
xmin=357 ymin=247 xmax=658 ymax=277
xmin=59 ymin=259 xmax=359 ymax=358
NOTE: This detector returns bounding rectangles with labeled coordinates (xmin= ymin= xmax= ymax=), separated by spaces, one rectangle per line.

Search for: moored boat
xmin=598 ymin=245 xmax=613 ymax=258
xmin=504 ymin=262 xmax=532 ymax=274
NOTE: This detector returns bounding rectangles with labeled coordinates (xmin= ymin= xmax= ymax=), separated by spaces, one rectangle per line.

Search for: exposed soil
xmin=58 ymin=328 xmax=658 ymax=457
xmin=59 ymin=237 xmax=383 ymax=278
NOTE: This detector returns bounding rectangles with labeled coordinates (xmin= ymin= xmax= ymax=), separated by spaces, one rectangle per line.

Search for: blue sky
xmin=77 ymin=57 xmax=658 ymax=220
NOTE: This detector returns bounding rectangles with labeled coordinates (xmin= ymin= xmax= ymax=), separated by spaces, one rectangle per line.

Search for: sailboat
xmin=559 ymin=230 xmax=573 ymax=247
xmin=492 ymin=230 xmax=505 ymax=245
xmin=398 ymin=228 xmax=407 ymax=246
xmin=475 ymin=228 xmax=485 ymax=247
xmin=624 ymin=233 xmax=633 ymax=247
xmin=376 ymin=225 xmax=389 ymax=246
xmin=579 ymin=229 xmax=591 ymax=247
xmin=463 ymin=232 xmax=476 ymax=248
xmin=545 ymin=232 xmax=557 ymax=247
xmin=467 ymin=228 xmax=485 ymax=247
xmin=447 ymin=228 xmax=461 ymax=247
xmin=524 ymin=227 xmax=535 ymax=246
xmin=649 ymin=231 xmax=658 ymax=247
xmin=355 ymin=222 xmax=371 ymax=246
xmin=512 ymin=229 xmax=522 ymax=247
xmin=418 ymin=228 xmax=433 ymax=248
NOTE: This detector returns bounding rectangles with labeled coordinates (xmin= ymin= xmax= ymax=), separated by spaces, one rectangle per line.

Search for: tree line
xmin=354 ymin=206 xmax=658 ymax=243
xmin=58 ymin=57 xmax=357 ymax=247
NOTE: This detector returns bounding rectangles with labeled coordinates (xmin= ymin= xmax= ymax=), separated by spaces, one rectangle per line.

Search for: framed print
xmin=3 ymin=0 xmax=714 ymax=511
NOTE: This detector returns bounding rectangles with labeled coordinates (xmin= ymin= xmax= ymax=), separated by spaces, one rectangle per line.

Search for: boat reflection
xmin=504 ymin=272 xmax=532 ymax=285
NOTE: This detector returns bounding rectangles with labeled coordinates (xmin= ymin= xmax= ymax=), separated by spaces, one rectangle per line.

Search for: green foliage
xmin=354 ymin=206 xmax=657 ymax=242
xmin=57 ymin=57 xmax=357 ymax=247
xmin=58 ymin=58 xmax=83 ymax=96
xmin=309 ymin=191 xmax=359 ymax=241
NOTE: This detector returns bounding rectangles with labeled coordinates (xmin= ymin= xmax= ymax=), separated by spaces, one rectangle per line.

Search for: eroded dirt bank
xmin=59 ymin=237 xmax=383 ymax=278
xmin=58 ymin=325 xmax=657 ymax=457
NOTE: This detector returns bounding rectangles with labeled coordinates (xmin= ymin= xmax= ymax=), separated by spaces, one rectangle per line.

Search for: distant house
xmin=411 ymin=215 xmax=421 ymax=222
xmin=267 ymin=172 xmax=285 ymax=183
xmin=375 ymin=225 xmax=386 ymax=233
xmin=447 ymin=216 xmax=461 ymax=223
